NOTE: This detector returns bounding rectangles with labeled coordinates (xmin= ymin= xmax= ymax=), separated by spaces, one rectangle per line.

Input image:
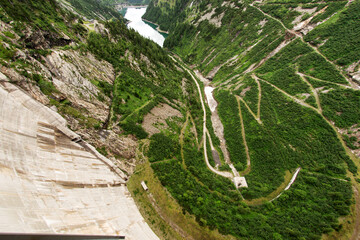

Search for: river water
xmin=123 ymin=7 xmax=166 ymax=47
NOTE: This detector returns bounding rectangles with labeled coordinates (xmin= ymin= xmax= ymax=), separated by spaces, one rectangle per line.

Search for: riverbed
xmin=198 ymin=71 xmax=231 ymax=166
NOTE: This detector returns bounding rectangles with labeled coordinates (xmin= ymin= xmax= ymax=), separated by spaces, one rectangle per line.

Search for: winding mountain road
xmin=185 ymin=66 xmax=233 ymax=179
xmin=169 ymin=56 xmax=306 ymax=198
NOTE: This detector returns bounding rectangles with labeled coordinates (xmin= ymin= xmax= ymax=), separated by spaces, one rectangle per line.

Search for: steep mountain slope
xmin=141 ymin=0 xmax=360 ymax=239
xmin=0 ymin=0 xmax=203 ymax=238
xmin=58 ymin=0 xmax=123 ymax=20
xmin=1 ymin=0 xmax=360 ymax=239
xmin=0 ymin=0 xmax=200 ymax=172
xmin=143 ymin=0 xmax=187 ymax=31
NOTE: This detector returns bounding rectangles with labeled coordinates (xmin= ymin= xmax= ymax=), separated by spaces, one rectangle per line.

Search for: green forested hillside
xmin=61 ymin=0 xmax=123 ymax=20
xmin=140 ymin=0 xmax=360 ymax=239
xmin=143 ymin=0 xmax=190 ymax=31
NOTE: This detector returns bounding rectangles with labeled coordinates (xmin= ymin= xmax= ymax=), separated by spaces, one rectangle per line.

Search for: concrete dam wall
xmin=0 ymin=79 xmax=158 ymax=239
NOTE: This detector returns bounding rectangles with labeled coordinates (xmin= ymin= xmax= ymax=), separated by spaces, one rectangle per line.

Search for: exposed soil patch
xmin=197 ymin=8 xmax=225 ymax=28
xmin=142 ymin=103 xmax=183 ymax=136
xmin=291 ymin=7 xmax=317 ymax=26
xmin=212 ymin=150 xmax=221 ymax=166
xmin=296 ymin=92 xmax=311 ymax=100
xmin=240 ymin=86 xmax=251 ymax=97
xmin=201 ymin=49 xmax=216 ymax=64
xmin=258 ymin=18 xmax=268 ymax=28
xmin=338 ymin=124 xmax=360 ymax=158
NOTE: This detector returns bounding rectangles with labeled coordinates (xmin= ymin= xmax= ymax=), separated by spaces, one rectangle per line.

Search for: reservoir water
xmin=123 ymin=7 xmax=166 ymax=47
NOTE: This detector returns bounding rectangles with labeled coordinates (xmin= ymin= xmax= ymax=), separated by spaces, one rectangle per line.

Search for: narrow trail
xmin=252 ymin=3 xmax=356 ymax=89
xmin=122 ymin=99 xmax=151 ymax=122
xmin=189 ymin=114 xmax=200 ymax=148
xmin=351 ymin=185 xmax=360 ymax=240
xmin=256 ymin=78 xmax=262 ymax=119
xmin=236 ymin=98 xmax=251 ymax=175
xmin=206 ymin=130 xmax=215 ymax=151
xmin=236 ymin=96 xmax=262 ymax=125
xmin=253 ymin=74 xmax=319 ymax=114
xmin=250 ymin=4 xmax=289 ymax=32
xmin=254 ymin=70 xmax=360 ymax=227
xmin=299 ymin=37 xmax=354 ymax=88
xmin=147 ymin=193 xmax=194 ymax=240
xmin=298 ymin=72 xmax=352 ymax=89
xmin=183 ymin=63 xmax=233 ymax=179
xmin=244 ymin=170 xmax=292 ymax=206
xmin=296 ymin=71 xmax=322 ymax=113
xmin=179 ymin=112 xmax=190 ymax=169
xmin=243 ymin=168 xmax=304 ymax=206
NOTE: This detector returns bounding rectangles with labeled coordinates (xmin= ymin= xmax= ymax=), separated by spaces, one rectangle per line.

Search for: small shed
xmin=141 ymin=181 xmax=148 ymax=191
xmin=234 ymin=177 xmax=248 ymax=188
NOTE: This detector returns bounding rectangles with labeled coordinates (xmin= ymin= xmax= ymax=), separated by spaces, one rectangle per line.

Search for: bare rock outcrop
xmin=44 ymin=50 xmax=113 ymax=121
xmin=23 ymin=30 xmax=72 ymax=49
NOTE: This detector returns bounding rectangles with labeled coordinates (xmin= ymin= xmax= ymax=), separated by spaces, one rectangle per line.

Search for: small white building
xmin=141 ymin=181 xmax=149 ymax=191
xmin=234 ymin=177 xmax=248 ymax=188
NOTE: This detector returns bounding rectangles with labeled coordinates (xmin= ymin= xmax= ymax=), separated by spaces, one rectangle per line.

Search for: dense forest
xmin=141 ymin=0 xmax=360 ymax=239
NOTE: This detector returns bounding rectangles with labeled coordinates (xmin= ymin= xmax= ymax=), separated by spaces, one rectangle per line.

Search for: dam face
xmin=0 ymin=81 xmax=158 ymax=240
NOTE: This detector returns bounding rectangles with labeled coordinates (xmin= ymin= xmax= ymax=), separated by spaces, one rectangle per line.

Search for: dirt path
xmin=195 ymin=71 xmax=233 ymax=166
xmin=180 ymin=60 xmax=233 ymax=179
xmin=252 ymin=3 xmax=356 ymax=89
xmin=236 ymin=96 xmax=262 ymax=125
xmin=250 ymin=4 xmax=289 ymax=32
xmin=296 ymin=70 xmax=322 ymax=113
xmin=254 ymin=74 xmax=319 ymax=113
xmin=180 ymin=112 xmax=190 ymax=169
xmin=350 ymin=184 xmax=360 ymax=240
xmin=299 ymin=38 xmax=354 ymax=88
xmin=244 ymin=170 xmax=292 ymax=206
xmin=189 ymin=114 xmax=200 ymax=148
xmin=298 ymin=72 xmax=352 ymax=89
xmin=244 ymin=168 xmax=304 ymax=206
xmin=255 ymin=78 xmax=262 ymax=119
xmin=237 ymin=98 xmax=251 ymax=175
